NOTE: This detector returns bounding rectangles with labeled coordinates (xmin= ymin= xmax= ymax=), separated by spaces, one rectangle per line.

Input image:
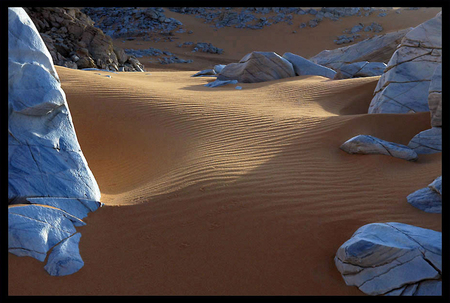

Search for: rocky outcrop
xmin=334 ymin=61 xmax=386 ymax=79
xmin=217 ymin=51 xmax=295 ymax=83
xmin=310 ymin=28 xmax=411 ymax=70
xmin=8 ymin=7 xmax=101 ymax=276
xmin=407 ymin=127 xmax=442 ymax=154
xmin=282 ymin=52 xmax=336 ymax=79
xmin=340 ymin=135 xmax=418 ymax=161
xmin=368 ymin=12 xmax=442 ymax=114
xmin=24 ymin=7 xmax=144 ymax=72
xmin=407 ymin=176 xmax=442 ymax=213
xmin=335 ymin=222 xmax=442 ymax=296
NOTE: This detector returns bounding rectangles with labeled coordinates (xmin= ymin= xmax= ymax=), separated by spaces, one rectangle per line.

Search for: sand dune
xmin=9 ymin=7 xmax=441 ymax=296
xmin=8 ymin=68 xmax=441 ymax=295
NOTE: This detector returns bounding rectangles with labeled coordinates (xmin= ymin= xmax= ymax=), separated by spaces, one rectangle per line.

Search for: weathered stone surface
xmin=340 ymin=135 xmax=418 ymax=161
xmin=407 ymin=176 xmax=442 ymax=213
xmin=369 ymin=12 xmax=442 ymax=114
xmin=192 ymin=69 xmax=216 ymax=77
xmin=44 ymin=233 xmax=84 ymax=276
xmin=8 ymin=205 xmax=83 ymax=262
xmin=335 ymin=222 xmax=442 ymax=296
xmin=334 ymin=61 xmax=386 ymax=79
xmin=25 ymin=197 xmax=102 ymax=220
xmin=282 ymin=52 xmax=336 ymax=79
xmin=428 ymin=64 xmax=442 ymax=127
xmin=310 ymin=28 xmax=411 ymax=70
xmin=204 ymin=79 xmax=238 ymax=88
xmin=407 ymin=127 xmax=442 ymax=154
xmin=8 ymin=7 xmax=101 ymax=201
xmin=8 ymin=7 xmax=102 ymax=277
xmin=217 ymin=51 xmax=295 ymax=83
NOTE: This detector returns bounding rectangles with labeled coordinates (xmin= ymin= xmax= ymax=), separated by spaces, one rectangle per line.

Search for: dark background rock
xmin=24 ymin=7 xmax=144 ymax=72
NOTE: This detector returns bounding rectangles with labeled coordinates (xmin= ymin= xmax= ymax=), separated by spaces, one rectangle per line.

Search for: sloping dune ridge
xmin=9 ymin=7 xmax=441 ymax=296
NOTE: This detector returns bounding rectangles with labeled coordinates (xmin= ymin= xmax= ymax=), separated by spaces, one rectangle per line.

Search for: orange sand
xmin=8 ymin=7 xmax=441 ymax=295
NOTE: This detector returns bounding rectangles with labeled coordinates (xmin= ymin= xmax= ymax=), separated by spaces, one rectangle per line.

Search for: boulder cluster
xmin=24 ymin=7 xmax=144 ymax=72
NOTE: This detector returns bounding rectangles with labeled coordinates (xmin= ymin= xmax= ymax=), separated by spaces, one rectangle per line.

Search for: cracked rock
xmin=368 ymin=11 xmax=441 ymax=114
xmin=407 ymin=176 xmax=442 ymax=213
xmin=217 ymin=51 xmax=295 ymax=83
xmin=310 ymin=28 xmax=411 ymax=71
xmin=8 ymin=7 xmax=102 ymax=277
xmin=335 ymin=222 xmax=442 ymax=296
xmin=407 ymin=127 xmax=442 ymax=154
xmin=282 ymin=52 xmax=336 ymax=79
xmin=340 ymin=135 xmax=418 ymax=161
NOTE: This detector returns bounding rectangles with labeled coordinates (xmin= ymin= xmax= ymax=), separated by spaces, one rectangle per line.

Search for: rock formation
xmin=310 ymin=28 xmax=411 ymax=70
xmin=407 ymin=176 xmax=442 ymax=213
xmin=406 ymin=63 xmax=442 ymax=154
xmin=8 ymin=7 xmax=101 ymax=276
xmin=24 ymin=7 xmax=144 ymax=72
xmin=340 ymin=135 xmax=418 ymax=161
xmin=217 ymin=51 xmax=295 ymax=83
xmin=333 ymin=61 xmax=387 ymax=79
xmin=282 ymin=52 xmax=336 ymax=79
xmin=368 ymin=12 xmax=442 ymax=114
xmin=335 ymin=222 xmax=442 ymax=296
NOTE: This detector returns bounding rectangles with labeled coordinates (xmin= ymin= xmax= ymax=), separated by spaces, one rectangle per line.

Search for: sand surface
xmin=9 ymin=7 xmax=442 ymax=295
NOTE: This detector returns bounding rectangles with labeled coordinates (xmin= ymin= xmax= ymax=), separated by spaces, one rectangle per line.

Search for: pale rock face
xmin=309 ymin=28 xmax=411 ymax=70
xmin=334 ymin=61 xmax=387 ymax=79
xmin=8 ymin=7 xmax=100 ymax=201
xmin=407 ymin=127 xmax=442 ymax=154
xmin=282 ymin=52 xmax=336 ymax=79
xmin=368 ymin=12 xmax=442 ymax=114
xmin=335 ymin=222 xmax=442 ymax=296
xmin=340 ymin=135 xmax=418 ymax=161
xmin=8 ymin=7 xmax=101 ymax=276
xmin=217 ymin=51 xmax=295 ymax=83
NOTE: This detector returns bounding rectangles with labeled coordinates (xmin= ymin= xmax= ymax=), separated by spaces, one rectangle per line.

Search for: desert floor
xmin=8 ymin=7 xmax=441 ymax=295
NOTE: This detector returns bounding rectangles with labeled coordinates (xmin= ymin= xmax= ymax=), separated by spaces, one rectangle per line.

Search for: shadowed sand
xmin=8 ymin=7 xmax=441 ymax=296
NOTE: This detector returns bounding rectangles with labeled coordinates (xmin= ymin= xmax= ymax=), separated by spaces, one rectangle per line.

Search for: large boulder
xmin=340 ymin=135 xmax=418 ymax=161
xmin=335 ymin=222 xmax=442 ymax=296
xmin=217 ymin=51 xmax=295 ymax=83
xmin=8 ymin=7 xmax=101 ymax=276
xmin=368 ymin=12 xmax=442 ymax=114
xmin=309 ymin=28 xmax=411 ymax=70
xmin=282 ymin=52 xmax=336 ymax=79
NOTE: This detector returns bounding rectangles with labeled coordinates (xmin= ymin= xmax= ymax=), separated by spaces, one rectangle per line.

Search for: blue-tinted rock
xmin=191 ymin=69 xmax=216 ymax=77
xmin=335 ymin=222 xmax=441 ymax=296
xmin=407 ymin=127 xmax=442 ymax=154
xmin=218 ymin=51 xmax=295 ymax=83
xmin=369 ymin=12 xmax=442 ymax=114
xmin=340 ymin=135 xmax=418 ymax=161
xmin=25 ymin=197 xmax=102 ymax=220
xmin=407 ymin=187 xmax=441 ymax=213
xmin=204 ymin=79 xmax=238 ymax=88
xmin=44 ymin=233 xmax=84 ymax=276
xmin=8 ymin=205 xmax=82 ymax=261
xmin=8 ymin=7 xmax=100 ymax=201
xmin=407 ymin=176 xmax=442 ymax=213
xmin=282 ymin=52 xmax=336 ymax=79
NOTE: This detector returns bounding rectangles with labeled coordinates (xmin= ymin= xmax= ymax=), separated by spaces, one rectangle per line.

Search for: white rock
xmin=335 ymin=222 xmax=441 ymax=296
xmin=368 ymin=12 xmax=442 ymax=114
xmin=340 ymin=135 xmax=418 ymax=161
xmin=282 ymin=52 xmax=336 ymax=79
xmin=407 ymin=127 xmax=442 ymax=154
xmin=8 ymin=7 xmax=100 ymax=201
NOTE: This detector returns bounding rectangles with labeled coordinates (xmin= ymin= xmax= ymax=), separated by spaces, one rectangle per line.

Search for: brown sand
xmin=9 ymin=7 xmax=441 ymax=295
